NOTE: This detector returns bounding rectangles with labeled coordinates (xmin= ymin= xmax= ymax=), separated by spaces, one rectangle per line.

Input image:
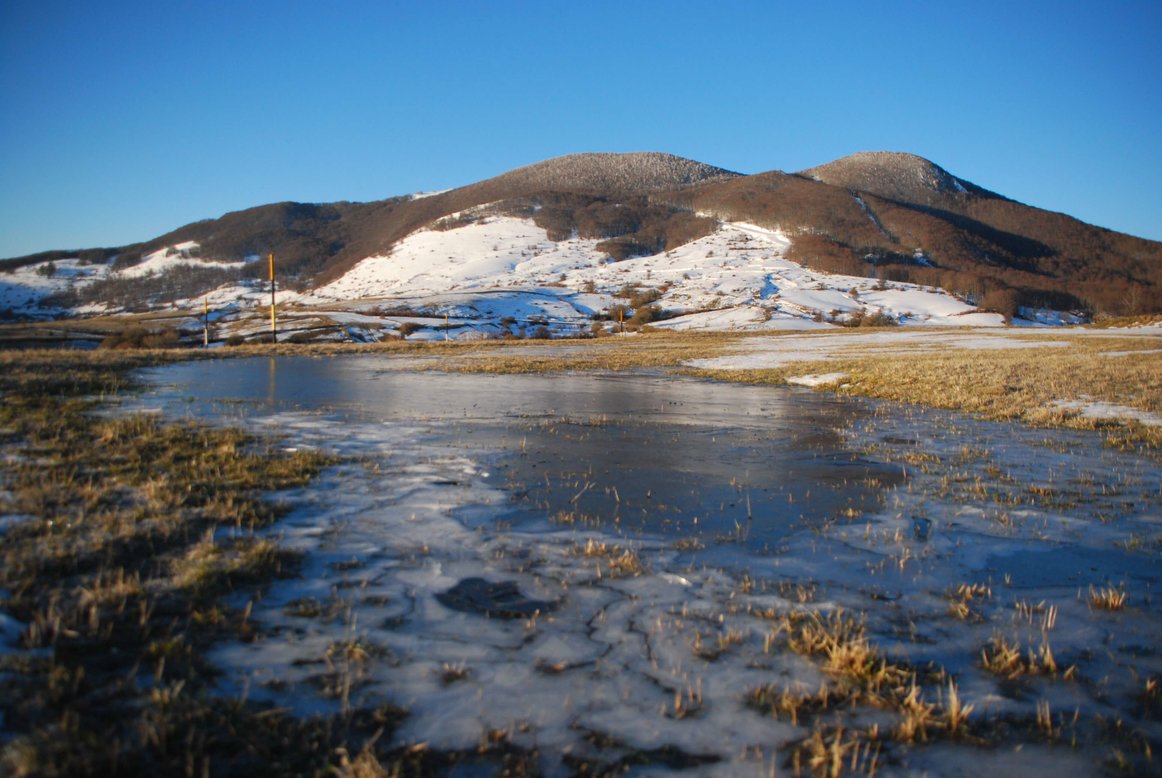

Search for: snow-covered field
xmin=118 ymin=241 xmax=245 ymax=279
xmin=0 ymin=241 xmax=246 ymax=317
xmin=4 ymin=213 xmax=1033 ymax=338
xmin=302 ymin=216 xmax=1008 ymax=338
xmin=0 ymin=257 xmax=110 ymax=313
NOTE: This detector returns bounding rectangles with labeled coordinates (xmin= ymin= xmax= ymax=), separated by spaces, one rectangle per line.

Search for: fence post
xmin=269 ymin=253 xmax=277 ymax=343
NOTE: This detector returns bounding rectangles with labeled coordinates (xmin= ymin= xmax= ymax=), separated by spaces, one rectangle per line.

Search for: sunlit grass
xmin=2 ymin=332 xmax=1158 ymax=772
xmin=695 ymin=333 xmax=1162 ymax=451
xmin=0 ymin=351 xmax=354 ymax=775
xmin=1088 ymin=584 xmax=1128 ymax=611
xmin=570 ymin=538 xmax=644 ymax=578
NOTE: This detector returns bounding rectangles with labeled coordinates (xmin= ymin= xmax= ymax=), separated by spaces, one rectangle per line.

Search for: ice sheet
xmin=132 ymin=360 xmax=1162 ymax=774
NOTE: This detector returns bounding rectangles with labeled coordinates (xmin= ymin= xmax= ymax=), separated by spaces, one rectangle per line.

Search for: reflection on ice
xmin=136 ymin=357 xmax=1162 ymax=773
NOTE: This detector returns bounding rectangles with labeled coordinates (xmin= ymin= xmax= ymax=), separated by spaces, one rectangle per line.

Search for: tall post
xmin=203 ymin=296 xmax=210 ymax=348
xmin=269 ymin=253 xmax=277 ymax=343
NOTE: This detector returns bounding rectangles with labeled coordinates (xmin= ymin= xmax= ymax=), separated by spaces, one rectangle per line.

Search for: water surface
xmin=139 ymin=355 xmax=900 ymax=549
xmin=130 ymin=354 xmax=1162 ymax=774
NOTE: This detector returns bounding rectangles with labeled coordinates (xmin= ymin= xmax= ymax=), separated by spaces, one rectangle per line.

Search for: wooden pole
xmin=203 ymin=296 xmax=209 ymax=347
xmin=269 ymin=253 xmax=277 ymax=343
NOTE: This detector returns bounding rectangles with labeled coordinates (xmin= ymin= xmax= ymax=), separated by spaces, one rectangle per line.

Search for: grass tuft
xmin=0 ymin=350 xmax=364 ymax=775
xmin=1088 ymin=585 xmax=1128 ymax=611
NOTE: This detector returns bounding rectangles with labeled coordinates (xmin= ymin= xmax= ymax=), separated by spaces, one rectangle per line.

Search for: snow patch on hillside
xmin=1 ymin=241 xmax=252 ymax=318
xmin=3 ymin=212 xmax=1072 ymax=341
xmin=0 ymin=257 xmax=111 ymax=315
xmin=118 ymin=242 xmax=244 ymax=279
xmin=303 ymin=215 xmax=1006 ymax=336
xmin=312 ymin=217 xmax=605 ymax=299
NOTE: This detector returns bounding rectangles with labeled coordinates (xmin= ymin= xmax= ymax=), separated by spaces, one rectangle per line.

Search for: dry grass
xmin=980 ymin=631 xmax=1074 ymax=680
xmin=1088 ymin=585 xmax=1128 ymax=611
xmin=570 ymin=538 xmax=644 ymax=577
xmin=894 ymin=679 xmax=938 ymax=742
xmin=13 ymin=327 xmax=1156 ymax=452
xmin=751 ymin=673 xmax=971 ymax=752
xmin=788 ymin=724 xmax=882 ymax=778
xmin=0 ymin=351 xmax=542 ymax=773
xmin=947 ymin=582 xmax=992 ymax=621
xmin=779 ymin=610 xmax=911 ymax=699
xmin=435 ymin=330 xmax=747 ymax=374
xmin=942 ymin=680 xmax=975 ymax=736
xmin=747 ymin=683 xmax=835 ymax=726
xmin=752 ymin=606 xmax=992 ymax=757
xmin=693 ymin=627 xmax=747 ymax=661
xmin=0 ymin=351 xmax=418 ymax=776
xmin=695 ymin=332 xmax=1162 ymax=452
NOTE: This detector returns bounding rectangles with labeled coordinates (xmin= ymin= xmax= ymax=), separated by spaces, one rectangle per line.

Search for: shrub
xmin=99 ymin=326 xmax=182 ymax=350
xmin=605 ymin=303 xmax=630 ymax=324
xmin=980 ymin=288 xmax=1020 ymax=322
xmin=860 ymin=309 xmax=898 ymax=327
xmin=630 ymin=288 xmax=662 ymax=308
xmin=841 ymin=308 xmax=898 ymax=328
xmin=66 ymin=264 xmax=242 ymax=312
xmin=629 ymin=304 xmax=661 ymax=326
xmin=397 ymin=321 xmax=422 ymax=339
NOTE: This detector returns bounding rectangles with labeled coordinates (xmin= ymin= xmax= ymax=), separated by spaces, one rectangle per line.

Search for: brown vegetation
xmin=694 ymin=332 xmax=1162 ymax=453
xmin=671 ymin=156 xmax=1161 ymax=317
xmin=7 ymin=151 xmax=1159 ymax=319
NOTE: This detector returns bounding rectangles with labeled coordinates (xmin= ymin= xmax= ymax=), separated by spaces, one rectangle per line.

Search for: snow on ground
xmin=686 ymin=329 xmax=1071 ymax=371
xmin=1050 ymin=399 xmax=1162 ymax=427
xmin=117 ymin=241 xmax=245 ymax=279
xmin=310 ymin=217 xmax=606 ymax=300
xmin=0 ymin=257 xmax=111 ymax=314
xmin=785 ymin=372 xmax=849 ymax=387
xmin=297 ymin=216 xmax=1011 ymax=337
xmin=1 ymin=241 xmax=247 ymax=318
xmin=410 ymin=189 xmax=451 ymax=200
xmin=1015 ymin=307 xmax=1088 ymax=327
xmin=1 ymin=212 xmax=1093 ymax=337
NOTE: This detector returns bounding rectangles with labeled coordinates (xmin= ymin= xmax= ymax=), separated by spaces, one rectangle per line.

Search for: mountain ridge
xmin=798 ymin=151 xmax=1003 ymax=204
xmin=2 ymin=150 xmax=1159 ymax=319
xmin=466 ymin=152 xmax=742 ymax=194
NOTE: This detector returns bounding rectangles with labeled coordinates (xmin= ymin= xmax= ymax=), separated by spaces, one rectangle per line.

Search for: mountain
xmin=2 ymin=151 xmax=1159 ymax=339
xmin=671 ymin=154 xmax=1160 ymax=316
xmin=461 ymin=152 xmax=741 ymax=194
xmin=799 ymin=151 xmax=998 ymax=204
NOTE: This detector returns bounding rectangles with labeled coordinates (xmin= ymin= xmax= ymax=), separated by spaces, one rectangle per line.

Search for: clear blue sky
xmin=1 ymin=0 xmax=1159 ymax=258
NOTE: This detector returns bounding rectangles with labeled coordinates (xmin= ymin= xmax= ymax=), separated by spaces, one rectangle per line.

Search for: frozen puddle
xmin=136 ymin=356 xmax=1162 ymax=774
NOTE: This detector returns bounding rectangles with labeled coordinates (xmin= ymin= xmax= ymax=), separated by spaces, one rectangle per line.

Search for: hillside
xmin=2 ymin=150 xmax=1159 ymax=338
xmin=463 ymin=152 xmax=741 ymax=194
xmin=673 ymin=154 xmax=1161 ymax=316
xmin=799 ymin=151 xmax=1000 ymax=204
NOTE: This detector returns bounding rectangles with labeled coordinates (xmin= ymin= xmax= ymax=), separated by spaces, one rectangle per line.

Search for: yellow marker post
xmin=203 ymin=296 xmax=209 ymax=348
xmin=269 ymin=253 xmax=277 ymax=343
